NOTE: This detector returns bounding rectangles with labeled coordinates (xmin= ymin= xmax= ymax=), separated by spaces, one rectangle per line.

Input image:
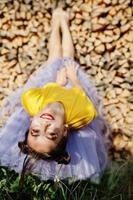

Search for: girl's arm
xmin=64 ymin=60 xmax=83 ymax=90
xmin=56 ymin=67 xmax=68 ymax=86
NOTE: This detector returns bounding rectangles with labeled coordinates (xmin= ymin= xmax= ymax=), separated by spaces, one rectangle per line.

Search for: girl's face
xmin=27 ymin=102 xmax=68 ymax=154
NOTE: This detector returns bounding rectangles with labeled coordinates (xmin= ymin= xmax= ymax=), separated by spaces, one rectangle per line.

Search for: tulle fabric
xmin=0 ymin=57 xmax=111 ymax=182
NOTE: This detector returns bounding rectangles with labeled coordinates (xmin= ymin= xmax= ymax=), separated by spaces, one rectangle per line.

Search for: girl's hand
xmin=56 ymin=67 xmax=68 ymax=86
xmin=64 ymin=60 xmax=79 ymax=82
xmin=64 ymin=60 xmax=83 ymax=89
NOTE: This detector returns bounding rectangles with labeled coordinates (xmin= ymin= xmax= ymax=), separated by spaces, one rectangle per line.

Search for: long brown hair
xmin=18 ymin=129 xmax=71 ymax=190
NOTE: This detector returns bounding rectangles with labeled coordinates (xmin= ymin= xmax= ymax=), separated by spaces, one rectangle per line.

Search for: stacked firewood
xmin=0 ymin=0 xmax=133 ymax=159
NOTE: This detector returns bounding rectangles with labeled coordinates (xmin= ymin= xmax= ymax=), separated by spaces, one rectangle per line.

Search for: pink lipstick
xmin=40 ymin=113 xmax=55 ymax=120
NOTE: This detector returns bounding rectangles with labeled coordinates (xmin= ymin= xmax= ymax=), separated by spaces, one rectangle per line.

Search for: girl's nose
xmin=40 ymin=123 xmax=50 ymax=135
xmin=43 ymin=122 xmax=51 ymax=130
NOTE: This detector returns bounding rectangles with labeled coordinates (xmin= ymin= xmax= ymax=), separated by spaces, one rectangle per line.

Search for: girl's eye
xmin=50 ymin=133 xmax=58 ymax=139
xmin=32 ymin=129 xmax=39 ymax=133
xmin=31 ymin=129 xmax=40 ymax=135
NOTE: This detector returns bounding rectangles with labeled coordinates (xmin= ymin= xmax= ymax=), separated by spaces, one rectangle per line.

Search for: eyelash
xmin=31 ymin=129 xmax=39 ymax=135
xmin=30 ymin=130 xmax=57 ymax=140
xmin=32 ymin=129 xmax=39 ymax=132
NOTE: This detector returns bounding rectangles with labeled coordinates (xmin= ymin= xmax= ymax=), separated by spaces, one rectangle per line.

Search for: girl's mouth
xmin=40 ymin=113 xmax=55 ymax=120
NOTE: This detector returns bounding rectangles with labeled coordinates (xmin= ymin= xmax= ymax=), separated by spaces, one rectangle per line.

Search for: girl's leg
xmin=47 ymin=9 xmax=62 ymax=64
xmin=60 ymin=10 xmax=75 ymax=58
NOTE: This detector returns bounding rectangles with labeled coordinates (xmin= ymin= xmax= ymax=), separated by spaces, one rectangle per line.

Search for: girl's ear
xmin=30 ymin=117 xmax=33 ymax=122
xmin=63 ymin=124 xmax=69 ymax=137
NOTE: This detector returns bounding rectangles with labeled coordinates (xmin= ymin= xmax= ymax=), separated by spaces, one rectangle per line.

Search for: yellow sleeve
xmin=21 ymin=82 xmax=60 ymax=116
xmin=85 ymin=95 xmax=98 ymax=120
xmin=68 ymin=87 xmax=98 ymax=129
xmin=21 ymin=88 xmax=45 ymax=116
xmin=74 ymin=87 xmax=98 ymax=119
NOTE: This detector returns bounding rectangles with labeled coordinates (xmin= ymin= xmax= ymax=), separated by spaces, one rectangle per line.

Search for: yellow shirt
xmin=21 ymin=83 xmax=98 ymax=129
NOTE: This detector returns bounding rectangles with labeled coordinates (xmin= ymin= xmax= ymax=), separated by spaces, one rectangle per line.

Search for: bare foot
xmin=52 ymin=8 xmax=70 ymax=27
xmin=60 ymin=9 xmax=70 ymax=27
xmin=51 ymin=8 xmax=62 ymax=27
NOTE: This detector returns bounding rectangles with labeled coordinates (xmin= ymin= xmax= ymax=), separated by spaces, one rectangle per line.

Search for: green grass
xmin=0 ymin=160 xmax=132 ymax=200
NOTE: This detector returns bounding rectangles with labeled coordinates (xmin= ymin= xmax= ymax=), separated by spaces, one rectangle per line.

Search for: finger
xmin=56 ymin=70 xmax=59 ymax=78
xmin=75 ymin=64 xmax=79 ymax=70
xmin=64 ymin=60 xmax=70 ymax=68
xmin=64 ymin=59 xmax=70 ymax=64
xmin=64 ymin=61 xmax=67 ymax=67
xmin=62 ymin=68 xmax=66 ymax=75
xmin=60 ymin=67 xmax=65 ymax=72
xmin=65 ymin=63 xmax=70 ymax=70
xmin=69 ymin=60 xmax=73 ymax=66
xmin=69 ymin=60 xmax=72 ymax=65
xmin=66 ymin=60 xmax=70 ymax=67
xmin=63 ymin=67 xmax=67 ymax=72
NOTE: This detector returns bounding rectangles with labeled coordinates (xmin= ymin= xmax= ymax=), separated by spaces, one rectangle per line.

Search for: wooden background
xmin=0 ymin=0 xmax=133 ymax=160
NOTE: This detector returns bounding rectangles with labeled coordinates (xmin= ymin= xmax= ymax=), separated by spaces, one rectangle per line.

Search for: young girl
xmin=0 ymin=8 xmax=111 ymax=182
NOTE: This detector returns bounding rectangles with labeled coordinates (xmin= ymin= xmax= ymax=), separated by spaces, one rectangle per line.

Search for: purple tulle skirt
xmin=0 ymin=57 xmax=111 ymax=182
